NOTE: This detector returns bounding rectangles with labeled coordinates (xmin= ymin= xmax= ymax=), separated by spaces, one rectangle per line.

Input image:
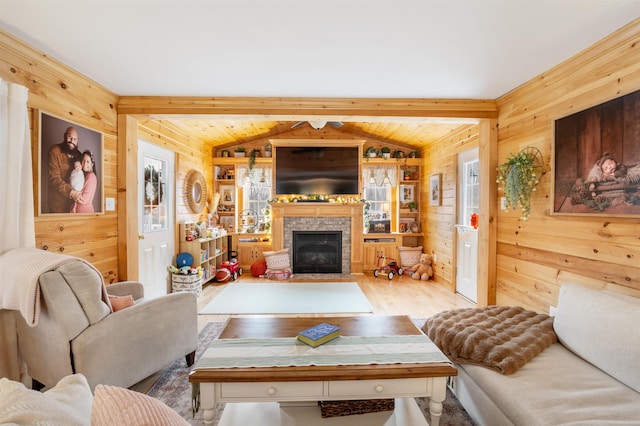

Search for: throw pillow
xmin=398 ymin=246 xmax=423 ymax=267
xmin=108 ymin=294 xmax=136 ymax=312
xmin=92 ymin=384 xmax=189 ymax=426
xmin=0 ymin=374 xmax=93 ymax=426
xmin=263 ymin=248 xmax=291 ymax=271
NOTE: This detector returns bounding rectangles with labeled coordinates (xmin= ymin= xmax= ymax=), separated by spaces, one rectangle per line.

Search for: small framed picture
xmin=38 ymin=111 xmax=104 ymax=215
xmin=399 ymin=218 xmax=413 ymax=233
xmin=400 ymin=184 xmax=414 ymax=203
xmin=430 ymin=174 xmax=441 ymax=206
xmin=220 ymin=185 xmax=235 ymax=205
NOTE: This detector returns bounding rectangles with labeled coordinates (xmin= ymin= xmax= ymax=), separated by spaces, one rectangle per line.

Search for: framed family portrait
xmin=553 ymin=89 xmax=640 ymax=217
xmin=38 ymin=111 xmax=103 ymax=215
xmin=430 ymin=174 xmax=441 ymax=206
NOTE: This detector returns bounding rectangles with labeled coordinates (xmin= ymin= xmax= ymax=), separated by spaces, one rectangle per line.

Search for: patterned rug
xmin=147 ymin=321 xmax=476 ymax=426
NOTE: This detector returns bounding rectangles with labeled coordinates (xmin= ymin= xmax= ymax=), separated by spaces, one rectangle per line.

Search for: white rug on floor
xmin=199 ymin=282 xmax=374 ymax=315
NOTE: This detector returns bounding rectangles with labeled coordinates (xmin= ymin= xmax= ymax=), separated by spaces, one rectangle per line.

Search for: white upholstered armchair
xmin=15 ymin=259 xmax=197 ymax=391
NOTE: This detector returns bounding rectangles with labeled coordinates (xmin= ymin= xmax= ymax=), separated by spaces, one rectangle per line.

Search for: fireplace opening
xmin=293 ymin=231 xmax=342 ymax=274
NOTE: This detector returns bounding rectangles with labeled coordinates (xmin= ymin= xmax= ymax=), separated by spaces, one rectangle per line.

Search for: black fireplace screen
xmin=292 ymin=231 xmax=342 ymax=273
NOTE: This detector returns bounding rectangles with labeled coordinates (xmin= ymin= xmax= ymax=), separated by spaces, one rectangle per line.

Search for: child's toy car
xmin=220 ymin=258 xmax=242 ymax=281
xmin=373 ymin=256 xmax=403 ymax=280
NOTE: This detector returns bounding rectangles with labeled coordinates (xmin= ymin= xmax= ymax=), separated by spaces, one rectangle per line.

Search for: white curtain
xmin=0 ymin=78 xmax=34 ymax=253
xmin=0 ymin=78 xmax=33 ymax=382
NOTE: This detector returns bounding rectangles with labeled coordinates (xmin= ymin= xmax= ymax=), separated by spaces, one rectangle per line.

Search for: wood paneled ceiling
xmin=148 ymin=117 xmax=473 ymax=151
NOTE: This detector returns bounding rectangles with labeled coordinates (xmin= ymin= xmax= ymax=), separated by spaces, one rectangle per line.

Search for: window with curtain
xmin=362 ymin=166 xmax=397 ymax=225
xmin=236 ymin=165 xmax=272 ymax=232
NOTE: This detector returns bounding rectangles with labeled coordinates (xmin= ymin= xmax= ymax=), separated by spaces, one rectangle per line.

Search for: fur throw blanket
xmin=422 ymin=306 xmax=557 ymax=375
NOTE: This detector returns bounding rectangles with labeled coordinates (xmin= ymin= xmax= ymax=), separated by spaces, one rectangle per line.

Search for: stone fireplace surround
xmin=286 ymin=219 xmax=350 ymax=274
xmin=270 ymin=203 xmax=365 ymax=274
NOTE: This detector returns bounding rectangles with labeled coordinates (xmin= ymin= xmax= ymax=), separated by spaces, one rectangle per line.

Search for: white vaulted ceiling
xmin=1 ymin=0 xmax=639 ymax=148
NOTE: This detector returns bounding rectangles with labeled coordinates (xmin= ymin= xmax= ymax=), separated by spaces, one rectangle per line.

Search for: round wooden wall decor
xmin=184 ymin=170 xmax=207 ymax=214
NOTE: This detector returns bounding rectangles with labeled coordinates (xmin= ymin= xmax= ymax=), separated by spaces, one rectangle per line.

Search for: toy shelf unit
xmin=179 ymin=224 xmax=228 ymax=284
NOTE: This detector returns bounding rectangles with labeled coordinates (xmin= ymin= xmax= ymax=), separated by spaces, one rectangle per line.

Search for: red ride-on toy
xmin=373 ymin=256 xmax=403 ymax=280
xmin=220 ymin=258 xmax=243 ymax=281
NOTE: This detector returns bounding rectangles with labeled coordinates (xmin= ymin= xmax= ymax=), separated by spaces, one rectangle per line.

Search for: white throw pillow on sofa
xmin=0 ymin=374 xmax=93 ymax=426
xmin=554 ymin=283 xmax=640 ymax=393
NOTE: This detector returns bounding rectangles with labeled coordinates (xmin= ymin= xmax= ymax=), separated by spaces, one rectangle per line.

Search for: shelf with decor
xmin=178 ymin=223 xmax=228 ymax=285
xmin=213 ymin=157 xmax=273 ymax=234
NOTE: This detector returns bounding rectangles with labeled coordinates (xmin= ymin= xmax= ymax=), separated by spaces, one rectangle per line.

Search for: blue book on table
xmin=297 ymin=323 xmax=341 ymax=347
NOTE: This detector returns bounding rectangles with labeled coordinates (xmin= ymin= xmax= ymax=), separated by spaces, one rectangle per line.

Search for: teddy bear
xmin=410 ymin=253 xmax=433 ymax=281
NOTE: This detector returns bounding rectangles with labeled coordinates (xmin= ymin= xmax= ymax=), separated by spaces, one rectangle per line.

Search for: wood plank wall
xmin=422 ymin=125 xmax=480 ymax=292
xmin=494 ymin=18 xmax=640 ymax=311
xmin=0 ymin=29 xmax=121 ymax=283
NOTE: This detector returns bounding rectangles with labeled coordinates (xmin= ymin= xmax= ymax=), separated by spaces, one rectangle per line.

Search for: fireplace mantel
xmin=270 ymin=202 xmax=364 ymax=274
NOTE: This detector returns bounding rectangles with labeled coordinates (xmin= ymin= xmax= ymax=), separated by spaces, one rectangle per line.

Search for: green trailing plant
xmin=364 ymin=146 xmax=380 ymax=162
xmin=249 ymin=148 xmax=260 ymax=171
xmin=393 ymin=150 xmax=405 ymax=161
xmin=496 ymin=150 xmax=541 ymax=220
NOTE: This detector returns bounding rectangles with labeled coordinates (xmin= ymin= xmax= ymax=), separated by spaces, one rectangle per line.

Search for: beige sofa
xmin=450 ymin=284 xmax=640 ymax=425
xmin=16 ymin=260 xmax=198 ymax=391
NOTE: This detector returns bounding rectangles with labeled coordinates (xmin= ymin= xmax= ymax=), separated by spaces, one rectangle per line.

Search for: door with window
xmin=455 ymin=148 xmax=479 ymax=303
xmin=138 ymin=140 xmax=174 ymax=299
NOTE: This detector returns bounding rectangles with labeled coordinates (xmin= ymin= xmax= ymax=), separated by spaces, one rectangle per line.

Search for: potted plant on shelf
xmin=381 ymin=146 xmax=391 ymax=159
xmin=263 ymin=142 xmax=272 ymax=158
xmin=234 ymin=147 xmax=246 ymax=158
xmin=496 ymin=148 xmax=542 ymax=220
xmin=408 ymin=201 xmax=418 ymax=212
xmin=393 ymin=150 xmax=406 ymax=160
xmin=364 ymin=146 xmax=379 ymax=160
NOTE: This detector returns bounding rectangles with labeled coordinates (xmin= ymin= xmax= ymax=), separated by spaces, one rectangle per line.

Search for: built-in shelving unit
xmin=179 ymin=223 xmax=228 ymax=284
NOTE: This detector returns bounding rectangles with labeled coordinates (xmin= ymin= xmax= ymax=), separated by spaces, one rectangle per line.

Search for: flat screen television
xmin=275 ymin=146 xmax=360 ymax=195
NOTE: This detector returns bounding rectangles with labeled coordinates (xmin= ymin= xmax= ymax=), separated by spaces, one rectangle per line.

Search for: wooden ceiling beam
xmin=117 ymin=96 xmax=497 ymax=120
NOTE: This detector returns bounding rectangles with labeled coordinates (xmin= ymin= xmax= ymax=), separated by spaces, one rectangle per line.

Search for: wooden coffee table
xmin=190 ymin=315 xmax=456 ymax=425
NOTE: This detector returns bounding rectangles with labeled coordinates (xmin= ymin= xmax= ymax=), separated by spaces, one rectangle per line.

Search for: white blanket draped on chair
xmin=0 ymin=248 xmax=111 ymax=327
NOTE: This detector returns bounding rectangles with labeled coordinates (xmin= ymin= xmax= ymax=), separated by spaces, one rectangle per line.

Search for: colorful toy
xmin=410 ymin=253 xmax=434 ymax=281
xmin=373 ymin=255 xmax=403 ymax=280
xmin=219 ymin=258 xmax=242 ymax=281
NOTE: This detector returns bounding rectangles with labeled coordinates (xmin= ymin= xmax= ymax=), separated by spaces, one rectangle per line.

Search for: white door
xmin=138 ymin=140 xmax=175 ymax=299
xmin=455 ymin=148 xmax=479 ymax=303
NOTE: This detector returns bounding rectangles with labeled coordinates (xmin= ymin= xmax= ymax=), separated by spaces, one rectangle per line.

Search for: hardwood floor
xmin=196 ymin=272 xmax=475 ymax=332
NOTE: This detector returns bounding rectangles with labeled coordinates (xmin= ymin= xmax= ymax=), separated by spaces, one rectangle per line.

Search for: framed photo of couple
xmin=38 ymin=111 xmax=104 ymax=215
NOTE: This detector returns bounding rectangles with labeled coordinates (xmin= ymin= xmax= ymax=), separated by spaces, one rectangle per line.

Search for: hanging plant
xmin=248 ymin=148 xmax=260 ymax=172
xmin=496 ymin=147 xmax=543 ymax=220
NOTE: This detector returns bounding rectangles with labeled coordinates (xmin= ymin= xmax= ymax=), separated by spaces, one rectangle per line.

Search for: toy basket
xmin=171 ymin=274 xmax=202 ymax=297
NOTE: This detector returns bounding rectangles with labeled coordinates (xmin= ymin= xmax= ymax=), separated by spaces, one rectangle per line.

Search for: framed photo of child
xmin=552 ymin=89 xmax=640 ymax=216
xmin=38 ymin=111 xmax=104 ymax=215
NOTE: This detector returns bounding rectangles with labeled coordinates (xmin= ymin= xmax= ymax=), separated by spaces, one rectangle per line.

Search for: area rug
xmin=198 ymin=282 xmax=374 ymax=315
xmin=147 ymin=321 xmax=476 ymax=426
